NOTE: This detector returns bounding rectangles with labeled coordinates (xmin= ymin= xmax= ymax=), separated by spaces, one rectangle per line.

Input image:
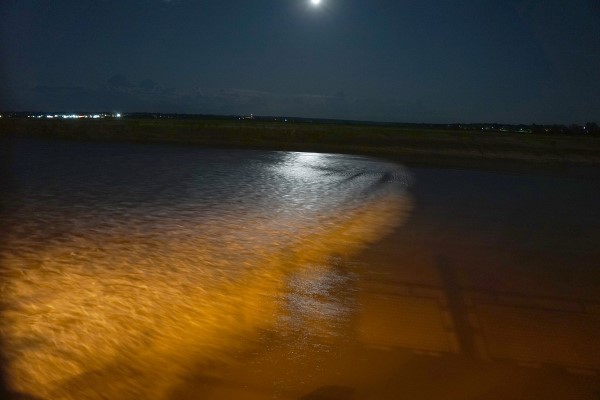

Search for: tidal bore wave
xmin=1 ymin=146 xmax=412 ymax=399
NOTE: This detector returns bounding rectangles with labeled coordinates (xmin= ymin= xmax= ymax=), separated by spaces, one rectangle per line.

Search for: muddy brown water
xmin=1 ymin=137 xmax=599 ymax=399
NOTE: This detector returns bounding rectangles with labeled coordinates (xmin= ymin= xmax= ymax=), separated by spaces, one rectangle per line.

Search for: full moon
xmin=311 ymin=0 xmax=321 ymax=5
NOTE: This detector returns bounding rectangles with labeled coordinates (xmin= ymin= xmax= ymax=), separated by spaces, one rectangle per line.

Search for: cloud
xmin=107 ymin=74 xmax=135 ymax=89
xmin=19 ymin=80 xmax=415 ymax=121
xmin=138 ymin=79 xmax=157 ymax=90
xmin=14 ymin=74 xmax=466 ymax=122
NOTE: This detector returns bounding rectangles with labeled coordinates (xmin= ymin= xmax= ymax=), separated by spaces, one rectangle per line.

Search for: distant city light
xmin=25 ymin=112 xmax=122 ymax=120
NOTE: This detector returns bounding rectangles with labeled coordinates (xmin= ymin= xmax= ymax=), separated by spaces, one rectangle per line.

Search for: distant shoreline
xmin=3 ymin=118 xmax=600 ymax=174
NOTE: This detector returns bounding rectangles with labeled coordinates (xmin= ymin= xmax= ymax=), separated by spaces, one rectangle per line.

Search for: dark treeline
xmin=439 ymin=122 xmax=600 ymax=136
xmin=1 ymin=111 xmax=599 ymax=137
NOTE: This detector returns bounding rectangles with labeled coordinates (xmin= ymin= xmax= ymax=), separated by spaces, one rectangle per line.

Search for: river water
xmin=1 ymin=138 xmax=412 ymax=399
xmin=1 ymin=138 xmax=599 ymax=400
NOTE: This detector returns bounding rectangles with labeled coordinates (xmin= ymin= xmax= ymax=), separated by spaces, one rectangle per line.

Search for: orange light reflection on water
xmin=1 ymin=190 xmax=411 ymax=400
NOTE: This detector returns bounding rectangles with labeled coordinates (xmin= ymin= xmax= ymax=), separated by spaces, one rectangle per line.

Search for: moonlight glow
xmin=311 ymin=0 xmax=321 ymax=5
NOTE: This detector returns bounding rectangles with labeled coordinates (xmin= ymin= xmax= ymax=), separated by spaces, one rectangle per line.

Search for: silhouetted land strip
xmin=3 ymin=118 xmax=600 ymax=171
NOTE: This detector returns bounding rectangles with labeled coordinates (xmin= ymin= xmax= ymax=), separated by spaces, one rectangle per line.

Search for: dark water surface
xmin=1 ymin=138 xmax=599 ymax=399
xmin=1 ymin=138 xmax=410 ymax=399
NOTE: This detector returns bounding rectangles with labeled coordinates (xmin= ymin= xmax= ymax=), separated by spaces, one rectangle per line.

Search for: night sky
xmin=1 ymin=0 xmax=598 ymax=124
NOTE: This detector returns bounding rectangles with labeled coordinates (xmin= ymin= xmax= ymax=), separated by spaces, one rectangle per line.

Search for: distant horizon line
xmin=0 ymin=110 xmax=597 ymax=128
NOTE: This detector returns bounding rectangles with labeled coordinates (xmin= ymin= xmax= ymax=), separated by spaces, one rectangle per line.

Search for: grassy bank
xmin=3 ymin=118 xmax=600 ymax=171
